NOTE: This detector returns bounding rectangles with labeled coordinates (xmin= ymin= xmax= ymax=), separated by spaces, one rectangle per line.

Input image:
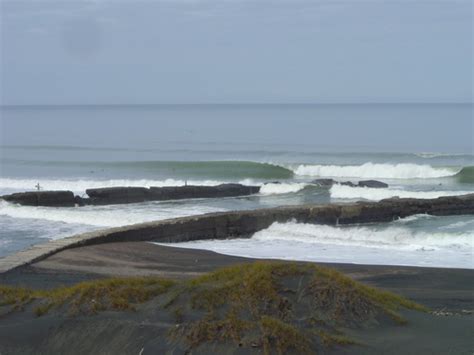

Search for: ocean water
xmin=1 ymin=104 xmax=473 ymax=268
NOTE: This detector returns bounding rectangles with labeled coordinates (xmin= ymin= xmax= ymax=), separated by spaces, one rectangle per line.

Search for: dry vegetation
xmin=0 ymin=277 xmax=174 ymax=316
xmin=0 ymin=261 xmax=427 ymax=354
xmin=167 ymin=262 xmax=427 ymax=353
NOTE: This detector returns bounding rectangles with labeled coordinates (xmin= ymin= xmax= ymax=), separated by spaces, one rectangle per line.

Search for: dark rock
xmin=74 ymin=195 xmax=85 ymax=207
xmin=214 ymin=183 xmax=260 ymax=196
xmin=1 ymin=191 xmax=75 ymax=207
xmin=340 ymin=181 xmax=357 ymax=187
xmin=84 ymin=184 xmax=261 ymax=205
xmin=149 ymin=184 xmax=260 ymax=201
xmin=313 ymin=179 xmax=387 ymax=188
xmin=1 ymin=192 xmax=37 ymax=206
xmin=311 ymin=179 xmax=336 ymax=187
xmin=85 ymin=187 xmax=150 ymax=205
xmin=76 ymin=193 xmax=474 ymax=243
xmin=358 ymin=180 xmax=389 ymax=188
xmin=264 ymin=181 xmax=281 ymax=185
xmin=2 ymin=184 xmax=262 ymax=207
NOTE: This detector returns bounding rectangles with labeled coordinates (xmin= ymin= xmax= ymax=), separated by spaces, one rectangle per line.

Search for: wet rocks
xmin=91 ymin=184 xmax=262 ymax=205
xmin=311 ymin=179 xmax=336 ymax=187
xmin=85 ymin=184 xmax=260 ymax=205
xmin=74 ymin=195 xmax=86 ymax=207
xmin=1 ymin=184 xmax=261 ymax=207
xmin=340 ymin=181 xmax=358 ymax=187
xmin=311 ymin=179 xmax=389 ymax=188
xmin=358 ymin=180 xmax=389 ymax=188
xmin=357 ymin=180 xmax=388 ymax=189
xmin=85 ymin=187 xmax=151 ymax=205
xmin=0 ymin=191 xmax=76 ymax=207
xmin=311 ymin=179 xmax=359 ymax=188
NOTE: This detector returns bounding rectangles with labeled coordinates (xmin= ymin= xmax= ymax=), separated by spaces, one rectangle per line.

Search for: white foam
xmin=293 ymin=162 xmax=460 ymax=179
xmin=392 ymin=214 xmax=435 ymax=223
xmin=251 ymin=221 xmax=472 ymax=250
xmin=329 ymin=185 xmax=471 ymax=201
xmin=0 ymin=213 xmax=97 ymax=242
xmin=0 ymin=200 xmax=225 ymax=227
xmin=259 ymin=182 xmax=308 ymax=195
xmin=438 ymin=219 xmax=474 ymax=230
xmin=415 ymin=152 xmax=469 ymax=159
xmin=160 ymin=219 xmax=474 ymax=268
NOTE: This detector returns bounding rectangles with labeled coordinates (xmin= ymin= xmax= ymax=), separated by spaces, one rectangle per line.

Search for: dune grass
xmin=0 ymin=261 xmax=428 ymax=353
xmin=167 ymin=262 xmax=427 ymax=353
xmin=0 ymin=277 xmax=174 ymax=316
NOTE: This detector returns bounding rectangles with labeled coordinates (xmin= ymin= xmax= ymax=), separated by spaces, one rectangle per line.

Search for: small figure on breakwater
xmin=35 ymin=183 xmax=41 ymax=191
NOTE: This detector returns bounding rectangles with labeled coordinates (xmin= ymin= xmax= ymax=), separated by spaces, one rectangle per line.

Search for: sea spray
xmin=160 ymin=216 xmax=474 ymax=268
xmin=293 ymin=162 xmax=461 ymax=179
xmin=329 ymin=185 xmax=472 ymax=201
xmin=259 ymin=182 xmax=308 ymax=195
xmin=0 ymin=200 xmax=226 ymax=227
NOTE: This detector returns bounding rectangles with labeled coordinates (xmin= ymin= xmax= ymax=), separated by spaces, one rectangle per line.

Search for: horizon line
xmin=1 ymin=101 xmax=473 ymax=108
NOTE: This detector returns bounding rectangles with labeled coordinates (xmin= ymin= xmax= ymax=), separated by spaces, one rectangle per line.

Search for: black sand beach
xmin=0 ymin=241 xmax=472 ymax=355
xmin=0 ymin=193 xmax=473 ymax=354
xmin=1 ymin=241 xmax=473 ymax=311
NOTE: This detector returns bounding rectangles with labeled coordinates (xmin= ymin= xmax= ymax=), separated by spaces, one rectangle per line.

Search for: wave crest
xmin=293 ymin=162 xmax=461 ymax=179
xmin=456 ymin=166 xmax=474 ymax=184
xmin=0 ymin=200 xmax=224 ymax=227
xmin=253 ymin=221 xmax=473 ymax=251
xmin=329 ymin=184 xmax=472 ymax=201
xmin=259 ymin=183 xmax=308 ymax=195
xmin=161 ymin=218 xmax=474 ymax=268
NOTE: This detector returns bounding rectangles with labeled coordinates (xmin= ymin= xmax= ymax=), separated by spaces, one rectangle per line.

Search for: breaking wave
xmin=259 ymin=182 xmax=309 ymax=195
xmin=159 ymin=217 xmax=474 ymax=268
xmin=3 ymin=160 xmax=295 ymax=180
xmin=292 ymin=162 xmax=461 ymax=179
xmin=0 ymin=200 xmax=225 ymax=227
xmin=0 ymin=177 xmax=312 ymax=197
xmin=252 ymin=221 xmax=473 ymax=251
xmin=456 ymin=166 xmax=474 ymax=184
xmin=329 ymin=185 xmax=472 ymax=201
xmin=1 ymin=162 xmax=472 ymax=198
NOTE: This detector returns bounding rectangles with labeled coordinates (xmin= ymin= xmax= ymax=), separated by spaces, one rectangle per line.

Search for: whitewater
xmin=292 ymin=162 xmax=461 ymax=179
xmin=1 ymin=103 xmax=473 ymax=266
xmin=1 ymin=154 xmax=473 ymax=265
xmin=160 ymin=216 xmax=474 ymax=269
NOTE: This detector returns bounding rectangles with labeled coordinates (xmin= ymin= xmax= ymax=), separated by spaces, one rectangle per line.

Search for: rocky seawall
xmin=0 ymin=179 xmax=391 ymax=207
xmin=0 ymin=183 xmax=261 ymax=207
xmin=0 ymin=190 xmax=76 ymax=207
xmin=0 ymin=193 xmax=473 ymax=274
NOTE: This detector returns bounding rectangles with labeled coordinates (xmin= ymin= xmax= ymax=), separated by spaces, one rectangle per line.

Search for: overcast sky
xmin=1 ymin=0 xmax=472 ymax=105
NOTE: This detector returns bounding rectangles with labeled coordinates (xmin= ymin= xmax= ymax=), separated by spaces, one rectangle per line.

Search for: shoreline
xmin=1 ymin=242 xmax=472 ymax=310
xmin=1 ymin=193 xmax=473 ymax=274
xmin=1 ymin=193 xmax=473 ymax=354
